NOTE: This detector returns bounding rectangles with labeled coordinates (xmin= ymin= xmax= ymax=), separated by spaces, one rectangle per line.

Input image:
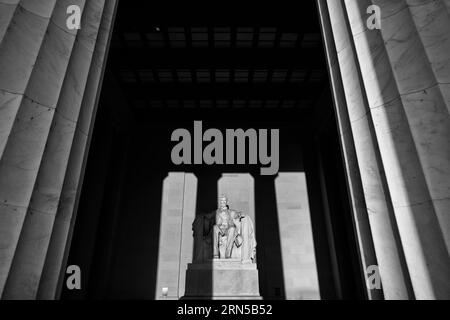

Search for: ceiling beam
xmin=118 ymin=82 xmax=323 ymax=100
xmin=108 ymin=47 xmax=325 ymax=70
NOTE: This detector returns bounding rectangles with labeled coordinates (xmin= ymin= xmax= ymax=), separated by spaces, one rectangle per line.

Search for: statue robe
xmin=231 ymin=214 xmax=256 ymax=263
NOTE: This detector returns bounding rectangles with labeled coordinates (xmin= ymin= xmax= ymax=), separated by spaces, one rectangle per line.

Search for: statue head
xmin=230 ymin=210 xmax=242 ymax=219
xmin=218 ymin=195 xmax=228 ymax=209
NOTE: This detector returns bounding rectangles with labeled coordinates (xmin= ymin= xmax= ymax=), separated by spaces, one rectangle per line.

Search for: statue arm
xmin=215 ymin=212 xmax=221 ymax=226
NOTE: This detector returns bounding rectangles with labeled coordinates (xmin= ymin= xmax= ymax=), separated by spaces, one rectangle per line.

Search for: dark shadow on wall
xmin=318 ymin=130 xmax=366 ymax=299
xmin=254 ymin=175 xmax=285 ymax=299
xmin=303 ymin=86 xmax=370 ymax=299
xmin=86 ymin=129 xmax=131 ymax=299
xmin=60 ymin=81 xmax=136 ymax=299
xmin=302 ymin=136 xmax=339 ymax=300
xmin=103 ymin=146 xmax=165 ymax=299
xmin=61 ymin=105 xmax=166 ymax=299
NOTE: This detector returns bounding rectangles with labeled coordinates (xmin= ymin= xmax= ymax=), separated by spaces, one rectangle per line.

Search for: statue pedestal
xmin=183 ymin=259 xmax=261 ymax=299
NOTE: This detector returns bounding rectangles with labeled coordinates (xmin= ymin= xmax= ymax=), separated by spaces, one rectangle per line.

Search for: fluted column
xmin=0 ymin=0 xmax=118 ymax=299
xmin=38 ymin=0 xmax=118 ymax=300
xmin=318 ymin=0 xmax=450 ymax=299
xmin=317 ymin=0 xmax=383 ymax=300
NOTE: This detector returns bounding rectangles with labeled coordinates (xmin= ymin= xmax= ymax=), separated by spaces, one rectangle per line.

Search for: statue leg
xmin=213 ymin=225 xmax=220 ymax=258
xmin=225 ymin=227 xmax=236 ymax=258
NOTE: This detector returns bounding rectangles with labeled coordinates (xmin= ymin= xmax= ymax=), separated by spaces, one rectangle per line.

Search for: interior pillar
xmin=317 ymin=0 xmax=450 ymax=299
xmin=0 ymin=0 xmax=118 ymax=299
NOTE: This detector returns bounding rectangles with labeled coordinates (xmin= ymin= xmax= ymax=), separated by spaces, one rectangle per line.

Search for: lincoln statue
xmin=213 ymin=195 xmax=237 ymax=259
xmin=193 ymin=195 xmax=256 ymax=263
xmin=186 ymin=195 xmax=260 ymax=298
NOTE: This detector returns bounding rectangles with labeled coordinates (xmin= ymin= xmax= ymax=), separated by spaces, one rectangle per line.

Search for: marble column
xmin=155 ymin=173 xmax=197 ymax=300
xmin=318 ymin=0 xmax=450 ymax=299
xmin=0 ymin=0 xmax=118 ymax=299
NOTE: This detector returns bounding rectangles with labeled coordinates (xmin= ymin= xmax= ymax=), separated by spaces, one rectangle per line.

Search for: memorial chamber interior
xmin=62 ymin=2 xmax=368 ymax=300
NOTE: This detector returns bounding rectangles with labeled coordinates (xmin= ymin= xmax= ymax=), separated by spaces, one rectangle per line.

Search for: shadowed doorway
xmin=62 ymin=1 xmax=366 ymax=300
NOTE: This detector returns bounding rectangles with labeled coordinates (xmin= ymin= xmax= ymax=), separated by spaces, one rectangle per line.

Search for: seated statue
xmin=213 ymin=195 xmax=237 ymax=259
xmin=193 ymin=195 xmax=256 ymax=263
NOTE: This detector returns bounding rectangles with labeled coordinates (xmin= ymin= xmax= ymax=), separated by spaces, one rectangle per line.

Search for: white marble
xmin=2 ymin=209 xmax=54 ymax=299
xmin=382 ymin=4 xmax=437 ymax=95
xmin=0 ymin=203 xmax=27 ymax=296
xmin=318 ymin=0 xmax=386 ymax=300
xmin=0 ymin=98 xmax=55 ymax=207
xmin=189 ymin=259 xmax=257 ymax=270
xmin=25 ymin=22 xmax=77 ymax=108
xmin=177 ymin=174 xmax=197 ymax=298
xmin=326 ymin=0 xmax=413 ymax=300
xmin=0 ymin=91 xmax=22 ymax=158
xmin=38 ymin=0 xmax=117 ymax=299
xmin=0 ymin=3 xmax=18 ymax=44
xmin=21 ymin=0 xmax=57 ymax=18
xmin=0 ymin=4 xmax=54 ymax=94
xmin=155 ymin=173 xmax=198 ymax=300
xmin=50 ymin=0 xmax=86 ymax=37
xmin=322 ymin=0 xmax=450 ymax=299
xmin=155 ymin=173 xmax=185 ymax=300
xmin=185 ymin=261 xmax=260 ymax=298
xmin=275 ymin=173 xmax=320 ymax=300
xmin=407 ymin=0 xmax=450 ymax=84
xmin=0 ymin=0 xmax=117 ymax=299
xmin=0 ymin=1 xmax=106 ymax=300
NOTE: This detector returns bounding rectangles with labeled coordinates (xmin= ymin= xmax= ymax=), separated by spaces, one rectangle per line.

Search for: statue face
xmin=219 ymin=197 xmax=227 ymax=209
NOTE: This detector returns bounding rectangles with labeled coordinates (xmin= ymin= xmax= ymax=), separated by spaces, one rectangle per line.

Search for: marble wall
xmin=0 ymin=0 xmax=117 ymax=299
xmin=317 ymin=0 xmax=450 ymax=299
